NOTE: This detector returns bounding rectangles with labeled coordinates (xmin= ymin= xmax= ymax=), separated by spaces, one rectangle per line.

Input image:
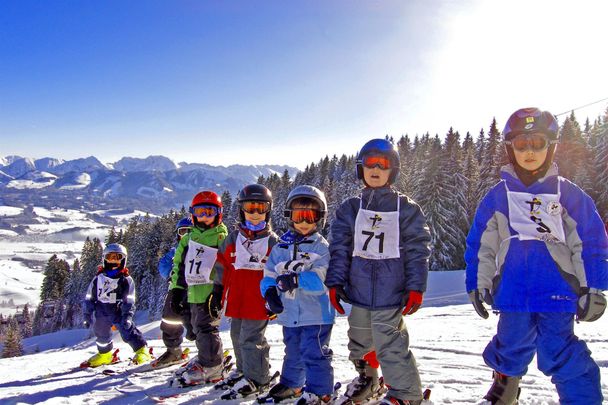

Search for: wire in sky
xmin=555 ymin=97 xmax=608 ymax=117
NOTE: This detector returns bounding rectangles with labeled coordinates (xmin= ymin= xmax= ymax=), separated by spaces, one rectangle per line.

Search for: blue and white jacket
xmin=465 ymin=164 xmax=608 ymax=313
xmin=325 ymin=186 xmax=431 ymax=310
xmin=261 ymin=231 xmax=335 ymax=327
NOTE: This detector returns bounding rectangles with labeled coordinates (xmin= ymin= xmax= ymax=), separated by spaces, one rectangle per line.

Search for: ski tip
xmin=423 ymin=388 xmax=431 ymax=400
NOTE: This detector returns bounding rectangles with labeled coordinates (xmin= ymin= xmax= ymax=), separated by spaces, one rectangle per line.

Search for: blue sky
xmin=1 ymin=1 xmax=607 ymax=168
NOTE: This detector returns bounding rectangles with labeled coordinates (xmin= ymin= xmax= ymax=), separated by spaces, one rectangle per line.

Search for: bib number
xmin=361 ymin=230 xmax=385 ymax=253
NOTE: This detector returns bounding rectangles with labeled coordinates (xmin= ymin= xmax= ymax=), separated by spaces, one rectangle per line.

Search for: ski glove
xmin=170 ymin=288 xmax=187 ymax=316
xmin=402 ymin=291 xmax=423 ymax=316
xmin=206 ymin=284 xmax=224 ymax=320
xmin=468 ymin=288 xmax=493 ymax=319
xmin=264 ymin=286 xmax=284 ymax=315
xmin=276 ymin=271 xmax=299 ymax=293
xmin=83 ymin=313 xmax=93 ymax=329
xmin=576 ymin=288 xmax=607 ymax=322
xmin=329 ymin=286 xmax=348 ymax=315
xmin=121 ymin=317 xmax=133 ymax=330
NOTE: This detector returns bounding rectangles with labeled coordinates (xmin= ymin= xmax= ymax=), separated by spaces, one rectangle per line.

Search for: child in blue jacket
xmin=260 ymin=185 xmax=335 ymax=404
xmin=465 ymin=107 xmax=608 ymax=404
xmin=325 ymin=139 xmax=432 ymax=405
xmin=83 ymin=243 xmax=151 ymax=367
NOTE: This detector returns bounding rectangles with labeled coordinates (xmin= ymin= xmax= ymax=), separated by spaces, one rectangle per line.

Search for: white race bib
xmin=97 ymin=274 xmax=119 ymax=304
xmin=184 ymin=240 xmax=218 ymax=285
xmin=353 ymin=196 xmax=401 ymax=260
xmin=505 ymin=181 xmax=566 ymax=244
xmin=234 ymin=233 xmax=270 ymax=271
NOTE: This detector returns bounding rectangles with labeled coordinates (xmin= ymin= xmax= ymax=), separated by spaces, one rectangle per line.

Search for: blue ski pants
xmin=483 ymin=312 xmax=602 ymax=405
xmin=280 ymin=324 xmax=334 ymax=396
xmin=93 ymin=312 xmax=146 ymax=354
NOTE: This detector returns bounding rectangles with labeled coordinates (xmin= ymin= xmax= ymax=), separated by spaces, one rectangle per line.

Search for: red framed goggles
xmin=241 ymin=201 xmax=271 ymax=214
xmin=105 ymin=252 xmax=124 ymax=261
xmin=190 ymin=205 xmax=219 ymax=218
xmin=506 ymin=133 xmax=554 ymax=152
xmin=362 ymin=155 xmax=391 ymax=170
xmin=290 ymin=208 xmax=321 ymax=224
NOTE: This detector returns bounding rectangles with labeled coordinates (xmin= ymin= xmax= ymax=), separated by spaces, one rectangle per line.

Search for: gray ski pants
xmin=230 ymin=317 xmax=270 ymax=385
xmin=347 ymin=305 xmax=422 ymax=401
xmin=191 ymin=303 xmax=223 ymax=367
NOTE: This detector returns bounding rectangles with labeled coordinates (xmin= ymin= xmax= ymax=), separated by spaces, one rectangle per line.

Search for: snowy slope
xmin=0 ymin=272 xmax=606 ymax=404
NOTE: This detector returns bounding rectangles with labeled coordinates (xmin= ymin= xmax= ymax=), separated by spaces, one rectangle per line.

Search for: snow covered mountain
xmin=0 ymin=155 xmax=298 ymax=214
xmin=0 ymin=271 xmax=606 ymax=404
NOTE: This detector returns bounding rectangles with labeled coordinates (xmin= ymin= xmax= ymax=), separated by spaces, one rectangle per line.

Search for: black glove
xmin=276 ymin=271 xmax=299 ymax=293
xmin=468 ymin=288 xmax=493 ymax=319
xmin=121 ymin=317 xmax=133 ymax=330
xmin=206 ymin=284 xmax=224 ymax=319
xmin=170 ymin=288 xmax=187 ymax=316
xmin=83 ymin=313 xmax=93 ymax=329
xmin=576 ymin=288 xmax=606 ymax=322
xmin=264 ymin=287 xmax=284 ymax=315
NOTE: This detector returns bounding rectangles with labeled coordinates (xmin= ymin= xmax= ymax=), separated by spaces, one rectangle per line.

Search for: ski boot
xmin=221 ymin=371 xmax=280 ymax=400
xmin=151 ymin=347 xmax=188 ymax=369
xmin=257 ymin=382 xmax=303 ymax=403
xmin=80 ymin=349 xmax=120 ymax=368
xmin=176 ymin=361 xmax=225 ymax=386
xmin=335 ymin=359 xmax=386 ymax=404
xmin=214 ymin=369 xmax=244 ymax=390
xmin=378 ymin=388 xmax=432 ymax=405
xmin=132 ymin=346 xmax=153 ymax=365
xmin=482 ymin=371 xmax=521 ymax=405
xmin=295 ymin=391 xmax=332 ymax=405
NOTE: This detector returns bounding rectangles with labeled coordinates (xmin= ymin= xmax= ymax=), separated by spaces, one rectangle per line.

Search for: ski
xmin=169 ymin=353 xmax=234 ymax=388
xmin=257 ymin=382 xmax=342 ymax=404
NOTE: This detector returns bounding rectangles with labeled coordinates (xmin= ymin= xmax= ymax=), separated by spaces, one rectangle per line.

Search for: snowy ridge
xmin=0 ymin=272 xmax=606 ymax=404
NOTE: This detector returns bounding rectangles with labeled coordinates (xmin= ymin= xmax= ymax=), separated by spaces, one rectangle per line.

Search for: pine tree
xmin=20 ymin=303 xmax=33 ymax=338
xmin=477 ymin=118 xmax=505 ymax=200
xmin=40 ymin=255 xmax=70 ymax=301
xmin=2 ymin=318 xmax=23 ymax=358
xmin=555 ymin=112 xmax=586 ymax=181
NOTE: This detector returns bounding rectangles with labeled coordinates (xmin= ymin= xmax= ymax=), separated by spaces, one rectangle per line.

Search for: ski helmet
xmin=102 ymin=243 xmax=128 ymax=269
xmin=189 ymin=190 xmax=223 ymax=226
xmin=175 ymin=217 xmax=193 ymax=238
xmin=284 ymin=185 xmax=328 ymax=232
xmin=356 ymin=138 xmax=400 ymax=185
xmin=502 ymin=107 xmax=559 ymax=141
xmin=237 ymin=184 xmax=273 ymax=224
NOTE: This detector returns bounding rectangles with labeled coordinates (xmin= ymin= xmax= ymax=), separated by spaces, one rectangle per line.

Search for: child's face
xmin=512 ymin=144 xmax=548 ymax=172
xmin=363 ymin=166 xmax=391 ymax=188
xmin=192 ymin=213 xmax=216 ymax=227
xmin=290 ymin=200 xmax=320 ymax=236
xmin=294 ymin=221 xmax=317 ymax=236
xmin=244 ymin=210 xmax=265 ymax=226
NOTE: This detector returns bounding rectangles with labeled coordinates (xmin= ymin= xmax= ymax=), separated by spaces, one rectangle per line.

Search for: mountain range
xmin=0 ymin=155 xmax=298 ymax=213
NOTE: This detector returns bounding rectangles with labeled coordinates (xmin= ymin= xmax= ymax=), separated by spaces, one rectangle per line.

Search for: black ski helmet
xmin=355 ymin=138 xmax=400 ymax=185
xmin=237 ymin=184 xmax=273 ymax=224
xmin=503 ymin=107 xmax=559 ymax=142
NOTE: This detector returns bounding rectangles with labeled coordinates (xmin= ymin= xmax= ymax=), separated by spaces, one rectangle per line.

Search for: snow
xmin=0 ymin=206 xmax=23 ymax=217
xmin=0 ymin=271 xmax=606 ymax=404
xmin=57 ymin=172 xmax=91 ymax=190
xmin=5 ymin=178 xmax=56 ymax=189
xmin=0 ymin=259 xmax=44 ymax=312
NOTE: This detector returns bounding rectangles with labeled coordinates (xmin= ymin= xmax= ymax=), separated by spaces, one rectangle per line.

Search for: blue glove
xmin=276 ymin=271 xmax=299 ymax=293
xmin=264 ymin=287 xmax=284 ymax=315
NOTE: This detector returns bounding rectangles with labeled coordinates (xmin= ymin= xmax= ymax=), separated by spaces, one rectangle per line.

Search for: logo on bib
xmin=525 ymin=197 xmax=542 ymax=215
xmin=196 ymin=246 xmax=206 ymax=255
xmin=370 ymin=214 xmax=383 ymax=229
xmin=546 ymin=201 xmax=562 ymax=216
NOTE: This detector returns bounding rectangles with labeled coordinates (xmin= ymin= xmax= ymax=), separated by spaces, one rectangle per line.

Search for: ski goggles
xmin=241 ymin=201 xmax=271 ymax=214
xmin=105 ymin=252 xmax=125 ymax=261
xmin=505 ymin=133 xmax=555 ymax=152
xmin=290 ymin=208 xmax=321 ymax=224
xmin=177 ymin=227 xmax=192 ymax=236
xmin=190 ymin=205 xmax=219 ymax=218
xmin=362 ymin=155 xmax=391 ymax=170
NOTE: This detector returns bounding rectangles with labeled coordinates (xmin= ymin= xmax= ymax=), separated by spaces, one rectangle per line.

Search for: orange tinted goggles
xmin=242 ymin=201 xmax=271 ymax=214
xmin=290 ymin=209 xmax=321 ymax=224
xmin=507 ymin=133 xmax=551 ymax=152
xmin=362 ymin=155 xmax=391 ymax=170
xmin=105 ymin=252 xmax=124 ymax=261
xmin=190 ymin=205 xmax=219 ymax=218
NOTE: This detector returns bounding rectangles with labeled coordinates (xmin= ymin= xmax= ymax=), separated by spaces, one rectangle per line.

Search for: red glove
xmin=329 ymin=287 xmax=347 ymax=315
xmin=402 ymin=291 xmax=423 ymax=315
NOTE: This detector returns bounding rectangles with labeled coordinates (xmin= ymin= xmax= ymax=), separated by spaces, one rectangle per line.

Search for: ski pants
xmin=280 ymin=324 xmax=334 ymax=396
xmin=93 ymin=312 xmax=146 ymax=354
xmin=190 ymin=303 xmax=223 ymax=367
xmin=347 ymin=305 xmax=422 ymax=401
xmin=484 ymin=312 xmax=603 ymax=405
xmin=160 ymin=289 xmax=194 ymax=349
xmin=230 ymin=317 xmax=270 ymax=385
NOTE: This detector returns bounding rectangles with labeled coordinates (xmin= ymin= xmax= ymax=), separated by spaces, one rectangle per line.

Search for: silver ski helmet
xmin=102 ymin=243 xmax=128 ymax=269
xmin=284 ymin=185 xmax=328 ymax=231
xmin=356 ymin=138 xmax=400 ymax=185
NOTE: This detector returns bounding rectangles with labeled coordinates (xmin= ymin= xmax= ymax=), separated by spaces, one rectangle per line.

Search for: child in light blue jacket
xmin=260 ymin=185 xmax=335 ymax=404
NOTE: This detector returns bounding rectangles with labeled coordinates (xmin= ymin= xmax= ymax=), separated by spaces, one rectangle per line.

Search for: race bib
xmin=353 ymin=197 xmax=401 ymax=260
xmin=184 ymin=240 xmax=218 ymax=285
xmin=234 ymin=234 xmax=270 ymax=271
xmin=97 ymin=274 xmax=119 ymax=304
